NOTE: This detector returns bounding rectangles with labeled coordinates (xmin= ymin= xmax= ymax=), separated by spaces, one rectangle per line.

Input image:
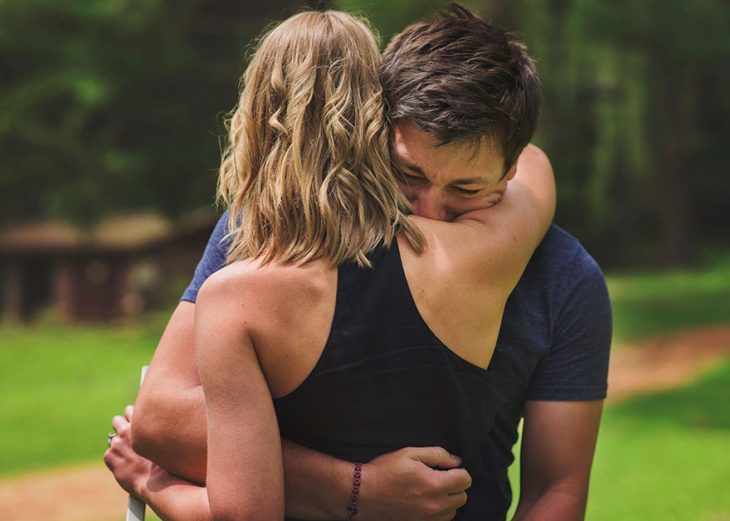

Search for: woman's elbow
xmin=130 ymin=394 xmax=166 ymax=458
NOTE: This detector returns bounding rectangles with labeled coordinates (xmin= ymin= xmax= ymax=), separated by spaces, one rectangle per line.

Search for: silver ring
xmin=107 ymin=432 xmax=117 ymax=447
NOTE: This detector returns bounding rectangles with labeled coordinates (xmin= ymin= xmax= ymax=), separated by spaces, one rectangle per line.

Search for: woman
xmin=105 ymin=9 xmax=554 ymax=521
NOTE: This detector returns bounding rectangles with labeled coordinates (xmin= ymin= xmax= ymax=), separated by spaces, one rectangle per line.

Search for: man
xmin=112 ymin=5 xmax=611 ymax=520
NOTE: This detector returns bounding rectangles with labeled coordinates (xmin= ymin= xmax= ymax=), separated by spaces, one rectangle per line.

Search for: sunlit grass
xmin=588 ymin=361 xmax=730 ymax=520
xmin=507 ymin=361 xmax=730 ymax=521
xmin=0 ymin=314 xmax=167 ymax=475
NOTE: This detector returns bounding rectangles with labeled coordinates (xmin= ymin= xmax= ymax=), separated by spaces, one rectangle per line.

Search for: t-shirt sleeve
xmin=180 ymin=211 xmax=230 ymax=303
xmin=526 ymin=247 xmax=613 ymax=401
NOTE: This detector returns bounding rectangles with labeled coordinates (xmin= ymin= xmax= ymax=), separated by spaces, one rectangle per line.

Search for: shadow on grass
xmin=609 ymin=358 xmax=730 ymax=430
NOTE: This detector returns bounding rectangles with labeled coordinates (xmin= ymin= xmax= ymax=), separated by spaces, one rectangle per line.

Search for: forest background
xmin=1 ymin=0 xmax=728 ymax=269
xmin=1 ymin=1 xmax=729 ymax=521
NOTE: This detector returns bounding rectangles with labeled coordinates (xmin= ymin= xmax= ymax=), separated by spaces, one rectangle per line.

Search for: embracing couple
xmin=104 ymin=4 xmax=611 ymax=521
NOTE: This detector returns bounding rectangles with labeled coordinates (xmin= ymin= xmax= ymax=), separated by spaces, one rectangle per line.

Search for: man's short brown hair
xmin=381 ymin=3 xmax=541 ymax=172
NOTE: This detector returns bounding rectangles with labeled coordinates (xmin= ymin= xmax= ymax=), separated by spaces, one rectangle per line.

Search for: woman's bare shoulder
xmin=197 ymin=258 xmax=333 ymax=314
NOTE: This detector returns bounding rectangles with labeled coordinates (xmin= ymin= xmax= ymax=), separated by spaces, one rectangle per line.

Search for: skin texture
xmin=107 ymin=407 xmax=212 ymax=521
xmin=107 ymin=130 xmax=599 ymax=521
xmin=512 ymin=401 xmax=604 ymax=521
xmin=391 ymin=120 xmax=514 ymax=222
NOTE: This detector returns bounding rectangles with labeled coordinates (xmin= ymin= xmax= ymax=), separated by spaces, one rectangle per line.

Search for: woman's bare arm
xmin=411 ymin=144 xmax=556 ymax=295
xmin=195 ymin=268 xmax=285 ymax=521
xmin=472 ymin=143 xmax=556 ymax=248
xmin=132 ymin=302 xmax=208 ymax=483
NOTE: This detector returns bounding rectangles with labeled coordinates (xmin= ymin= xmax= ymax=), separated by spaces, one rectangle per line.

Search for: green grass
xmin=607 ymin=256 xmax=730 ymax=343
xmin=507 ymin=361 xmax=730 ymax=521
xmin=588 ymin=361 xmax=730 ymax=520
xmin=0 ymin=314 xmax=166 ymax=475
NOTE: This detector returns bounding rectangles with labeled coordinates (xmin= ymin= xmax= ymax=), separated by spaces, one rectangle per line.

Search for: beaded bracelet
xmin=346 ymin=462 xmax=363 ymax=520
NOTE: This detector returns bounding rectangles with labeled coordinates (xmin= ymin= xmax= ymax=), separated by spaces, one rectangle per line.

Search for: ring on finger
xmin=107 ymin=432 xmax=118 ymax=447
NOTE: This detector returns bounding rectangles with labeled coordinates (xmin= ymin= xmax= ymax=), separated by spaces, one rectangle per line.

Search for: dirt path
xmin=607 ymin=324 xmax=730 ymax=402
xmin=0 ymin=463 xmax=130 ymax=521
xmin=3 ymin=325 xmax=730 ymax=521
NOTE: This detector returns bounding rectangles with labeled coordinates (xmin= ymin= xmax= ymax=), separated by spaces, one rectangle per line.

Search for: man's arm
xmin=512 ymin=240 xmax=612 ymax=521
xmin=512 ymin=400 xmax=603 ymax=521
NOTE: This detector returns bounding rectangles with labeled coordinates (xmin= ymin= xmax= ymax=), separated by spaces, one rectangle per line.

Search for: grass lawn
xmin=607 ymin=255 xmax=730 ymax=343
xmin=507 ymin=360 xmax=730 ymax=521
xmin=587 ymin=360 xmax=730 ymax=521
xmin=0 ymin=314 xmax=166 ymax=475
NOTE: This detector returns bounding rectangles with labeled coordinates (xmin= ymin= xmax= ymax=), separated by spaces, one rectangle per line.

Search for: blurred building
xmin=0 ymin=211 xmax=217 ymax=322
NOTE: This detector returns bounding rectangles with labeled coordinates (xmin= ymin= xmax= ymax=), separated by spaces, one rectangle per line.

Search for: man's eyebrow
xmin=451 ymin=176 xmax=490 ymax=185
xmin=399 ymin=160 xmax=426 ymax=175
xmin=399 ymin=160 xmax=491 ymax=184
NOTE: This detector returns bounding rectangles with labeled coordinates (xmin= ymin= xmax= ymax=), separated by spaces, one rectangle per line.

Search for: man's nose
xmin=411 ymin=187 xmax=447 ymax=221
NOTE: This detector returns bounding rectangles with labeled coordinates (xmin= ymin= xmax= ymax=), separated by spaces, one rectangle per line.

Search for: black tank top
xmin=274 ymin=240 xmax=497 ymax=518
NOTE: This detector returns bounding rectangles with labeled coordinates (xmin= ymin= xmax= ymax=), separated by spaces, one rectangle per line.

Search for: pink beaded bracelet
xmin=346 ymin=462 xmax=363 ymax=520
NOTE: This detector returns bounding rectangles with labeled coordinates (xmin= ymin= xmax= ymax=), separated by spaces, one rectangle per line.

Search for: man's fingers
xmin=430 ymin=491 xmax=467 ymax=521
xmin=410 ymin=446 xmax=462 ymax=469
xmin=446 ymin=490 xmax=469 ymax=510
xmin=437 ymin=467 xmax=472 ymax=494
xmin=125 ymin=405 xmax=134 ymax=422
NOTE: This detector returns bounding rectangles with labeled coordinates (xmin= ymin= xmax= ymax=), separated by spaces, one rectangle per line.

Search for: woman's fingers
xmin=111 ymin=415 xmax=128 ymax=433
xmin=125 ymin=405 xmax=134 ymax=422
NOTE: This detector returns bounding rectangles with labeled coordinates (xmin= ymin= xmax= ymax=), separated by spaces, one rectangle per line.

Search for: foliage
xmin=0 ymin=0 xmax=318 ymax=226
xmin=0 ymin=0 xmax=728 ymax=266
xmin=483 ymin=0 xmax=730 ymax=267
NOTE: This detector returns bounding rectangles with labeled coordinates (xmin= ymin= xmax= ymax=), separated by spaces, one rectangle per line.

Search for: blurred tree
xmin=0 ymin=0 xmax=322 ymax=226
xmin=478 ymin=0 xmax=730 ymax=266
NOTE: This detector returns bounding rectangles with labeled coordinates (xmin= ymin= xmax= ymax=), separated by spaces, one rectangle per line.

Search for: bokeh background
xmin=1 ymin=1 xmax=728 ymax=520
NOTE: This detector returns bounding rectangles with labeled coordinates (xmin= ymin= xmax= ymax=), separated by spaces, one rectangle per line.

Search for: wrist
xmin=345 ymin=462 xmax=363 ymax=520
xmin=133 ymin=463 xmax=160 ymax=503
xmin=132 ymin=474 xmax=149 ymax=503
xmin=325 ymin=459 xmax=359 ymax=519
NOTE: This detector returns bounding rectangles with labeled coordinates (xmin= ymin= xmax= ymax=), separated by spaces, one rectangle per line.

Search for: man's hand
xmin=358 ymin=447 xmax=471 ymax=521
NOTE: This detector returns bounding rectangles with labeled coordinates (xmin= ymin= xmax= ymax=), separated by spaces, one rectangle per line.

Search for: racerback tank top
xmin=274 ymin=240 xmax=497 ymax=519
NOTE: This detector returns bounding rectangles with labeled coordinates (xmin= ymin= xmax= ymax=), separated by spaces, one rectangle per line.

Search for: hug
xmin=105 ymin=5 xmax=611 ymax=521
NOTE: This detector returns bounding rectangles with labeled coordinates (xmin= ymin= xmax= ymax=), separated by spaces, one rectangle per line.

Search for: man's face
xmin=391 ymin=120 xmax=513 ymax=222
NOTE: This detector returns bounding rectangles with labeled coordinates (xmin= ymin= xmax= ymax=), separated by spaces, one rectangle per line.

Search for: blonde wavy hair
xmin=217 ymin=10 xmax=423 ymax=267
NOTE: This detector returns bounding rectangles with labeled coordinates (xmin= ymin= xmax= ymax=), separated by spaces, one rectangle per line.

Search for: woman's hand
xmin=104 ymin=405 xmax=216 ymax=521
xmin=103 ymin=405 xmax=156 ymax=499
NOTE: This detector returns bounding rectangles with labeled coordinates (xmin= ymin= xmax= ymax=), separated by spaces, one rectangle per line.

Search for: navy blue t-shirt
xmin=181 ymin=212 xmax=612 ymax=520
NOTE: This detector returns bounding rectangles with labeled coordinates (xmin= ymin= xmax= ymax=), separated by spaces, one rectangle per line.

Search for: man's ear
xmin=505 ymin=163 xmax=518 ymax=181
